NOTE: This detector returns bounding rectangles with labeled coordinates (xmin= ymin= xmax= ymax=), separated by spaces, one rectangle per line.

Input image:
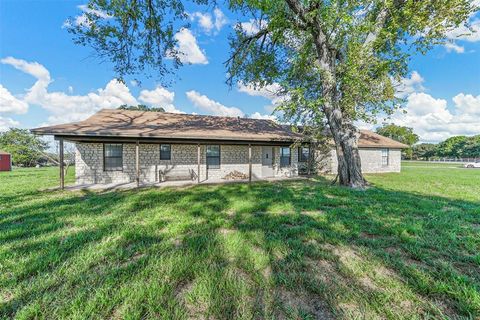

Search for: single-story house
xmin=0 ymin=150 xmax=12 ymax=172
xmin=31 ymin=109 xmax=407 ymax=188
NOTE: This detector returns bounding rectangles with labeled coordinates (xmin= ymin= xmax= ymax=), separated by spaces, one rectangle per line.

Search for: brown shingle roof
xmin=0 ymin=150 xmax=10 ymax=155
xmin=358 ymin=130 xmax=408 ymax=149
xmin=31 ymin=109 xmax=407 ymax=148
xmin=31 ymin=109 xmax=303 ymax=143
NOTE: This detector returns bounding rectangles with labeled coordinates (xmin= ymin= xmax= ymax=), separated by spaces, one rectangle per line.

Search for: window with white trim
xmin=160 ymin=144 xmax=171 ymax=160
xmin=298 ymin=146 xmax=310 ymax=162
xmin=104 ymin=144 xmax=123 ymax=171
xmin=206 ymin=145 xmax=220 ymax=169
xmin=381 ymin=148 xmax=389 ymax=166
xmin=280 ymin=147 xmax=291 ymax=167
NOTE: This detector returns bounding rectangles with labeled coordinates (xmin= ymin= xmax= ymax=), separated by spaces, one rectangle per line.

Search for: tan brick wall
xmin=273 ymin=146 xmax=299 ymax=177
xmin=328 ymin=148 xmax=402 ymax=174
xmin=75 ymin=143 xmax=298 ymax=185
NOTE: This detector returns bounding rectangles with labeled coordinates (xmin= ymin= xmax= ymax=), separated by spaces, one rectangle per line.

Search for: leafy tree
xmin=412 ymin=143 xmax=437 ymax=161
xmin=376 ymin=124 xmax=419 ymax=159
xmin=463 ymin=135 xmax=480 ymax=158
xmin=118 ymin=104 xmax=166 ymax=112
xmin=68 ymin=0 xmax=476 ymax=188
xmin=436 ymin=136 xmax=468 ymax=158
xmin=0 ymin=128 xmax=49 ymax=167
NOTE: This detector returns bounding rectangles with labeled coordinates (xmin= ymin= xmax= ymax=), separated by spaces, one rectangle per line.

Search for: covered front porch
xmin=49 ymin=174 xmax=309 ymax=192
xmin=55 ymin=136 xmax=302 ymax=189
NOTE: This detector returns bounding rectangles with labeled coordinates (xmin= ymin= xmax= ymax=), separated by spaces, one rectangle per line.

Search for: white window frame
xmin=381 ymin=148 xmax=389 ymax=166
xmin=160 ymin=144 xmax=171 ymax=160
xmin=104 ymin=143 xmax=123 ymax=171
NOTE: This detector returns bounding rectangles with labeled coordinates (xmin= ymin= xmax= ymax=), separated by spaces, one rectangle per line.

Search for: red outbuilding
xmin=0 ymin=151 xmax=12 ymax=171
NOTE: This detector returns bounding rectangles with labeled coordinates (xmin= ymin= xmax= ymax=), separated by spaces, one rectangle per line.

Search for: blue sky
xmin=0 ymin=0 xmax=479 ymax=143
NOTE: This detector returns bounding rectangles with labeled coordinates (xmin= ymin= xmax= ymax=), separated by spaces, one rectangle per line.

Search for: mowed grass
xmin=0 ymin=164 xmax=479 ymax=319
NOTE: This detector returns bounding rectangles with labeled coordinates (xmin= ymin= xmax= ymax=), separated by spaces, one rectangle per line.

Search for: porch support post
xmin=135 ymin=141 xmax=140 ymax=187
xmin=248 ymin=144 xmax=252 ymax=182
xmin=59 ymin=138 xmax=64 ymax=190
xmin=197 ymin=144 xmax=201 ymax=183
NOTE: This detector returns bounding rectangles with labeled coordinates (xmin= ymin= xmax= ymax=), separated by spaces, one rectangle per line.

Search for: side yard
xmin=0 ymin=165 xmax=479 ymax=319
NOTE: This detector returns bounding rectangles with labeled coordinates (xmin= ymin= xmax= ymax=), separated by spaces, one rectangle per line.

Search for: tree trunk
xmin=308 ymin=26 xmax=367 ymax=188
xmin=331 ymin=125 xmax=367 ymax=188
xmin=323 ymin=100 xmax=367 ymax=189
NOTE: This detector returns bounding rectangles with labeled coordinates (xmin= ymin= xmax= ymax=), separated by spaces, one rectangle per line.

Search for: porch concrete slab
xmin=47 ymin=176 xmax=309 ymax=192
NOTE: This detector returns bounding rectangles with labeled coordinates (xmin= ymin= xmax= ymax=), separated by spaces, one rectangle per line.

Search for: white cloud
xmin=446 ymin=19 xmax=480 ymax=43
xmin=213 ymin=8 xmax=228 ymax=32
xmin=452 ymin=93 xmax=480 ymax=116
xmin=444 ymin=42 xmax=465 ymax=53
xmin=1 ymin=57 xmax=138 ymax=124
xmin=67 ymin=86 xmax=74 ymax=93
xmin=394 ymin=71 xmax=425 ymax=98
xmin=191 ymin=12 xmax=213 ymax=33
xmin=186 ymin=90 xmax=244 ymax=117
xmin=0 ymin=84 xmax=28 ymax=114
xmin=237 ymin=81 xmax=288 ymax=113
xmin=63 ymin=4 xmax=111 ymax=28
xmin=190 ymin=8 xmax=228 ymax=34
xmin=0 ymin=116 xmax=19 ymax=131
xmin=138 ymin=86 xmax=183 ymax=113
xmin=250 ymin=112 xmax=276 ymax=121
xmin=389 ymin=92 xmax=480 ymax=142
xmin=239 ymin=19 xmax=267 ymax=36
xmin=38 ymin=79 xmax=139 ymax=124
xmin=442 ymin=5 xmax=480 ymax=53
xmin=237 ymin=82 xmax=280 ymax=99
xmin=359 ymin=70 xmax=480 ymax=143
xmin=174 ymin=28 xmax=208 ymax=64
xmin=1 ymin=56 xmax=51 ymax=83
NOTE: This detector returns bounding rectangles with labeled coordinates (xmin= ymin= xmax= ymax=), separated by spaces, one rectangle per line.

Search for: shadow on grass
xmin=0 ymin=177 xmax=479 ymax=319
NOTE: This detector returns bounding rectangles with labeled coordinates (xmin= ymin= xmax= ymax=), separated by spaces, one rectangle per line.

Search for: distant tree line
xmin=0 ymin=129 xmax=50 ymax=167
xmin=412 ymin=135 xmax=480 ymax=160
xmin=0 ymin=129 xmax=75 ymax=168
xmin=375 ymin=124 xmax=479 ymax=160
xmin=0 ymin=105 xmax=163 ymax=167
xmin=118 ymin=104 xmax=165 ymax=112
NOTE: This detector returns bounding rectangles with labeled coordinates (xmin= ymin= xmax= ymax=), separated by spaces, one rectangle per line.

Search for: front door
xmin=261 ymin=146 xmax=274 ymax=177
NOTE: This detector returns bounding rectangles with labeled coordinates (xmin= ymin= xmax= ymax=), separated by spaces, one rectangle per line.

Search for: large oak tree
xmin=68 ymin=0 xmax=477 ymax=188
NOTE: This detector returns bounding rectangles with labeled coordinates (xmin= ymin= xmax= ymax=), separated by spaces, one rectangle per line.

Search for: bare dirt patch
xmin=175 ymin=281 xmax=208 ymax=320
xmin=218 ymin=227 xmax=235 ymax=235
xmin=1 ymin=290 xmax=13 ymax=303
xmin=305 ymin=257 xmax=340 ymax=285
xmin=276 ymin=287 xmax=335 ymax=320
xmin=301 ymin=210 xmax=325 ymax=217
xmin=261 ymin=265 xmax=272 ymax=280
xmin=119 ymin=252 xmax=146 ymax=268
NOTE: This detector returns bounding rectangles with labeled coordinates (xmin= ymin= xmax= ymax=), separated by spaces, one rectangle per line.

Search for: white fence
xmin=426 ymin=158 xmax=479 ymax=163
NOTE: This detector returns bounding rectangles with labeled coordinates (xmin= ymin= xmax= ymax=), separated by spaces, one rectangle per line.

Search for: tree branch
xmin=363 ymin=0 xmax=406 ymax=49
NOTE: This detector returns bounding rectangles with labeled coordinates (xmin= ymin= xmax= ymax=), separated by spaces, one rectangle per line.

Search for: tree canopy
xmin=411 ymin=143 xmax=437 ymax=161
xmin=376 ymin=124 xmax=419 ymax=159
xmin=0 ymin=128 xmax=49 ymax=167
xmin=67 ymin=0 xmax=477 ymax=187
xmin=411 ymin=135 xmax=480 ymax=160
xmin=118 ymin=104 xmax=166 ymax=112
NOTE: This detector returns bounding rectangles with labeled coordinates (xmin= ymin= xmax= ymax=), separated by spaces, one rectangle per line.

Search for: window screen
xmin=381 ymin=148 xmax=389 ymax=166
xmin=298 ymin=147 xmax=310 ymax=162
xmin=160 ymin=144 xmax=171 ymax=160
xmin=104 ymin=144 xmax=123 ymax=171
xmin=280 ymin=147 xmax=291 ymax=167
xmin=206 ymin=145 xmax=220 ymax=169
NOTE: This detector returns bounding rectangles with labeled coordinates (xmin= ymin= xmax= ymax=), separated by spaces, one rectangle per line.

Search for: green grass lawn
xmin=1 ymin=164 xmax=479 ymax=319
